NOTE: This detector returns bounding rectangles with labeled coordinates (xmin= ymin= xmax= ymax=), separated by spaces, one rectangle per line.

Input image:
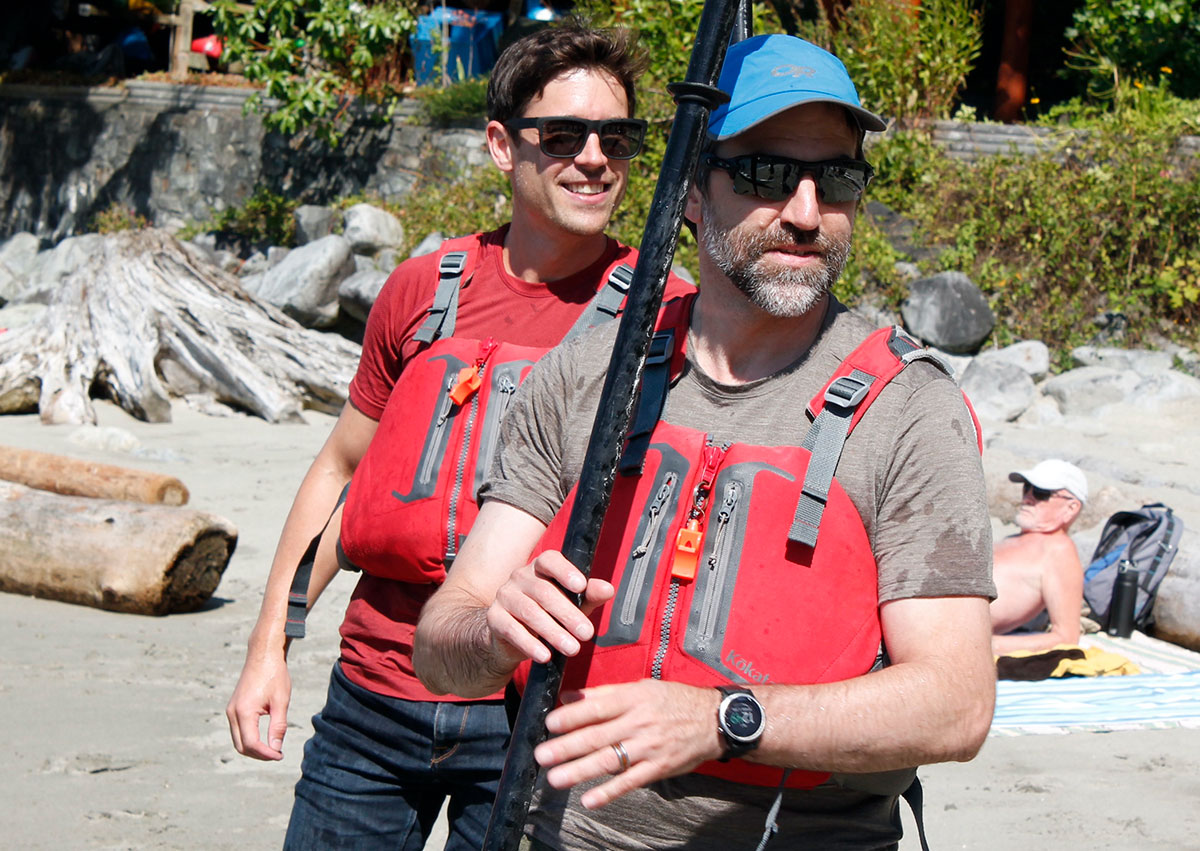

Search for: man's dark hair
xmin=487 ymin=23 xmax=648 ymax=124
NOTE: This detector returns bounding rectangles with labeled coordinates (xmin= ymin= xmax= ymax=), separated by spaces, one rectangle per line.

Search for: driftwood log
xmin=0 ymin=228 xmax=361 ymax=425
xmin=0 ymin=445 xmax=189 ymax=505
xmin=0 ymin=480 xmax=236 ymax=614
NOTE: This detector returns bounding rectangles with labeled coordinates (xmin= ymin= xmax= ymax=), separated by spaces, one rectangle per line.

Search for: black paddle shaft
xmin=482 ymin=1 xmax=747 ymax=848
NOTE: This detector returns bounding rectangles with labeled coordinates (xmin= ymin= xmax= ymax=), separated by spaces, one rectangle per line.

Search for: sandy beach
xmin=3 ymin=396 xmax=1200 ymax=850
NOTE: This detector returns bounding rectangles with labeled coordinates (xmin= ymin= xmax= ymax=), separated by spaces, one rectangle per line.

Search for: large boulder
xmin=338 ymin=267 xmax=390 ymax=324
xmin=21 ymin=234 xmax=107 ymax=304
xmin=0 ymin=232 xmax=41 ymax=293
xmin=1072 ymin=345 xmax=1173 ymax=376
xmin=241 ymin=234 xmax=355 ymax=328
xmin=1042 ymin=366 xmax=1140 ymax=416
xmin=900 ymin=271 xmax=995 ymax=353
xmin=342 ymin=203 xmax=405 ymax=255
xmin=976 ymin=340 xmax=1050 ymax=381
xmin=959 ymin=359 xmax=1036 ymax=422
xmin=294 ymin=205 xmax=338 ymax=245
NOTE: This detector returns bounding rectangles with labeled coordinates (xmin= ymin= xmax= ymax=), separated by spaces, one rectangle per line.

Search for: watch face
xmin=723 ymin=694 xmax=764 ymax=741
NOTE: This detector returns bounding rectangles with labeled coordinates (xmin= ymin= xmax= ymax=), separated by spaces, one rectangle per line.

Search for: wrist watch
xmin=716 ymin=685 xmax=765 ymax=762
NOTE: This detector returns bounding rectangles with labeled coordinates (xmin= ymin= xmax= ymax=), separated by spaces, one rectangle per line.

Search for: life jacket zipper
xmin=621 ymin=472 xmax=677 ymax=627
xmin=476 ymin=371 xmax=518 ymax=488
xmin=418 ymin=379 xmax=457 ymax=486
xmin=652 ymin=439 xmax=727 ymax=679
xmin=444 ymin=338 xmax=499 ymax=566
xmin=696 ymin=480 xmax=741 ymax=650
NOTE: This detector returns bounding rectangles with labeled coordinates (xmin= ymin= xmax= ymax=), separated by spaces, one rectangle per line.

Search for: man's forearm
xmin=748 ymin=653 xmax=994 ymax=774
xmin=414 ymin=587 xmax=522 ymax=698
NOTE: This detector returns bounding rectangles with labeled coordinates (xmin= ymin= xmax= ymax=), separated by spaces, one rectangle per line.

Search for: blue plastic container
xmin=411 ymin=8 xmax=503 ymax=85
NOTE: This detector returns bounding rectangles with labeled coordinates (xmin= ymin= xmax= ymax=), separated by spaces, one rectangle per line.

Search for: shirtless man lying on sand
xmin=991 ymin=459 xmax=1089 ymax=655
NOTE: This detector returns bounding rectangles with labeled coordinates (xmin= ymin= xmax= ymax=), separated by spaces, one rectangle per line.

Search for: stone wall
xmin=0 ymin=81 xmax=490 ymax=244
xmin=2 ymin=81 xmax=1197 ymax=245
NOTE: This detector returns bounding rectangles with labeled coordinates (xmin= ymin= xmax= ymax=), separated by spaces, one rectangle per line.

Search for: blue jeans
xmin=284 ymin=663 xmax=510 ymax=850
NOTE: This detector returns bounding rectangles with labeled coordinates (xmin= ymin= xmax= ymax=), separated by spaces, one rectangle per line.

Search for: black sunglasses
xmin=702 ymin=153 xmax=874 ymax=203
xmin=1023 ymin=483 xmax=1070 ymax=502
xmin=504 ymin=116 xmax=648 ymax=160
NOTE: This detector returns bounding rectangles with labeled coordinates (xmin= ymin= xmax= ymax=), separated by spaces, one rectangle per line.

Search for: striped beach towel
xmin=990 ymin=631 xmax=1200 ymax=736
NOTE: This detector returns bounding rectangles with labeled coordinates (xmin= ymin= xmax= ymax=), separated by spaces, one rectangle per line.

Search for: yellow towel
xmin=996 ymin=644 xmax=1141 ymax=680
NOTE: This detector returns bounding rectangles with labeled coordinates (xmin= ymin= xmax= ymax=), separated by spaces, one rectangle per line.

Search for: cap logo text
xmin=771 ymin=64 xmax=817 ymax=78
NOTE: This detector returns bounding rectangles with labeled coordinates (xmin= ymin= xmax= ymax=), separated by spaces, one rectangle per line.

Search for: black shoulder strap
xmin=618 ymin=327 xmax=676 ymax=474
xmin=284 ymin=484 xmax=352 ymax=640
xmin=562 ymin=262 xmax=635 ymax=342
xmin=413 ymin=250 xmax=470 ymax=345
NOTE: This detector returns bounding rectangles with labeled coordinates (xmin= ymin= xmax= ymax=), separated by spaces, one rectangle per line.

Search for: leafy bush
xmin=797 ymin=0 xmax=981 ymax=125
xmin=211 ymin=186 xmax=300 ymax=248
xmin=210 ymin=0 xmax=416 ymax=145
xmin=1065 ymin=0 xmax=1200 ymax=101
xmin=89 ymin=203 xmax=148 ymax=234
xmin=413 ymin=76 xmax=490 ymax=126
xmin=863 ymin=116 xmax=1200 ymax=353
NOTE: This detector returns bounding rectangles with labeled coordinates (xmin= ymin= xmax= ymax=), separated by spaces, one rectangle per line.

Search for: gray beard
xmin=700 ymin=202 xmax=852 ymax=318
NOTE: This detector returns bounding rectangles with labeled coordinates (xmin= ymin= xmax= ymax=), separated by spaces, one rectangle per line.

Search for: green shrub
xmin=210 ymin=0 xmax=417 ymax=145
xmin=1065 ymin=0 xmax=1200 ymax=101
xmin=413 ymin=76 xmax=490 ymax=126
xmin=89 ymin=203 xmax=148 ymax=234
xmin=797 ymin=0 xmax=981 ymax=125
xmin=211 ymin=186 xmax=300 ymax=247
xmin=863 ymin=120 xmax=1200 ymax=353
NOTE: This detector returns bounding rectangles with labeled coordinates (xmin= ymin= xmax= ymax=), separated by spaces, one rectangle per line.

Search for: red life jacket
xmin=338 ymin=236 xmax=637 ymax=584
xmin=528 ymin=294 xmax=979 ymax=789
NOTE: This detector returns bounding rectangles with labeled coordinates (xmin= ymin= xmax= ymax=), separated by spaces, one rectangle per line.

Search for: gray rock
xmin=928 ymin=347 xmax=974 ymax=380
xmin=0 ymin=232 xmax=41 ymax=280
xmin=239 ymin=251 xmax=270 ymax=277
xmin=338 ymin=267 xmax=391 ymax=324
xmin=1042 ymin=366 xmax=1140 ymax=416
xmin=959 ymin=359 xmax=1036 ymax=422
xmin=189 ymin=232 xmax=220 ymax=263
xmin=900 ymin=270 xmax=995 ymax=353
xmin=975 ymin=340 xmax=1050 ymax=381
xmin=294 ymin=205 xmax=337 ymax=245
xmin=1124 ymin=370 xmax=1200 ymax=411
xmin=22 ymin=234 xmax=107 ymax=303
xmin=375 ymin=248 xmax=402 ymax=273
xmin=409 ymin=231 xmax=445 ymax=259
xmin=1071 ymin=345 xmax=1173 ymax=376
xmin=1014 ymin=395 xmax=1065 ymax=427
xmin=267 ymin=246 xmax=292 ymax=267
xmin=342 ymin=203 xmax=405 ymax=254
xmin=0 ymin=302 xmax=47 ymax=329
xmin=0 ymin=262 xmax=16 ymax=305
xmin=242 ymin=234 xmax=355 ymax=328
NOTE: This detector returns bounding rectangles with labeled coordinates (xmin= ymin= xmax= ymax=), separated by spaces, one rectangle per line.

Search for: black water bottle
xmin=1107 ymin=563 xmax=1140 ymax=638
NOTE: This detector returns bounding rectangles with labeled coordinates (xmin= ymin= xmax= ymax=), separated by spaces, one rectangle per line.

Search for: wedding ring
xmin=611 ymin=740 xmax=631 ymax=773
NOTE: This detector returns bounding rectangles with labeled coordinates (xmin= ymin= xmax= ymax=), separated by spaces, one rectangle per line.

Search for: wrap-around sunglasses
xmin=504 ymin=116 xmax=648 ymax=160
xmin=702 ymin=153 xmax=874 ymax=203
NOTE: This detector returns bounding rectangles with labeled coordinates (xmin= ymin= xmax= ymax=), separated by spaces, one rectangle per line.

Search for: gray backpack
xmin=1083 ymin=503 xmax=1183 ymax=631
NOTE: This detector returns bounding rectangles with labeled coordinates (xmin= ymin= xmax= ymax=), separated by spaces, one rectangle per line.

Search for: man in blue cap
xmin=414 ymin=34 xmax=996 ymax=849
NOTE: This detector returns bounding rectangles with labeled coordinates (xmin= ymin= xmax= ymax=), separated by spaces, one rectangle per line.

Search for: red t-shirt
xmin=338 ymin=225 xmax=695 ymax=701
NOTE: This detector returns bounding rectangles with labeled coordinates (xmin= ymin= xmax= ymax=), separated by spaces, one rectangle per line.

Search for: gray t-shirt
xmin=483 ymin=298 xmax=994 ymax=850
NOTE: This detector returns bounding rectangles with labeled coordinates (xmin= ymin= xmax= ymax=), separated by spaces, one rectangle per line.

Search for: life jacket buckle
xmin=824 ymin=375 xmax=870 ymax=409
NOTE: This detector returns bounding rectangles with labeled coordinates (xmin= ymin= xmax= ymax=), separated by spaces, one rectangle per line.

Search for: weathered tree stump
xmin=0 ymin=229 xmax=361 ymax=425
xmin=0 ymin=445 xmax=190 ymax=505
xmin=0 ymin=481 xmax=236 ymax=614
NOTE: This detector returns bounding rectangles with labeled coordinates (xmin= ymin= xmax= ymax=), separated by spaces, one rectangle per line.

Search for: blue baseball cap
xmin=708 ymin=34 xmax=886 ymax=140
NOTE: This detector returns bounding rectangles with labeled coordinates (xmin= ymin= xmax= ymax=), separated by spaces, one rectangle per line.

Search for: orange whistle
xmin=449 ymin=366 xmax=482 ymax=405
xmin=673 ymin=521 xmax=703 ymax=580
